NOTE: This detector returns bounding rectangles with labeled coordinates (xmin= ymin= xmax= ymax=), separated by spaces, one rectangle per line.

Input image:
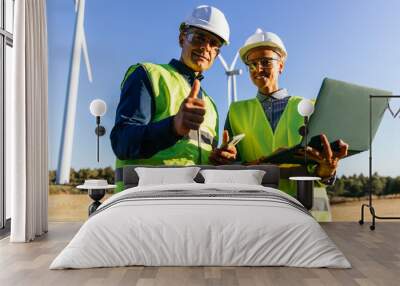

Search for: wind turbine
xmin=56 ymin=0 xmax=93 ymax=184
xmin=218 ymin=52 xmax=242 ymax=107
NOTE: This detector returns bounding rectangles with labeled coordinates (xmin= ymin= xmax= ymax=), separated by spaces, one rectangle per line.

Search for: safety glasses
xmin=185 ymin=31 xmax=222 ymax=53
xmin=246 ymin=57 xmax=280 ymax=72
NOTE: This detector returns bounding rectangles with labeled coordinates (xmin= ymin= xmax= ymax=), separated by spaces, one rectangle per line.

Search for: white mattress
xmin=50 ymin=183 xmax=351 ymax=269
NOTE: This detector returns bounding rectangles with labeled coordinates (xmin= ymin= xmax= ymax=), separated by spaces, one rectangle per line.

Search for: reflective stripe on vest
xmin=228 ymin=96 xmax=311 ymax=197
xmin=114 ymin=63 xmax=218 ymax=192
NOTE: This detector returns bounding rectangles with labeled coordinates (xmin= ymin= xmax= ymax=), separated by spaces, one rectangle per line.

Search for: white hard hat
xmin=181 ymin=5 xmax=230 ymax=45
xmin=239 ymin=28 xmax=287 ymax=62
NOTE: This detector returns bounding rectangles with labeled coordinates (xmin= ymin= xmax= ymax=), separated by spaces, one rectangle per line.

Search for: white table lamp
xmin=89 ymin=99 xmax=107 ymax=162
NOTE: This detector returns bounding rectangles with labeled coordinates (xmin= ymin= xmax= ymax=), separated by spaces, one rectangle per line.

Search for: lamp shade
xmin=89 ymin=99 xmax=107 ymax=117
xmin=297 ymin=99 xmax=314 ymax=117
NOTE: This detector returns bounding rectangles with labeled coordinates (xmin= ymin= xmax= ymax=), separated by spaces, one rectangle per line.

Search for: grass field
xmin=48 ymin=194 xmax=111 ymax=222
xmin=48 ymin=194 xmax=400 ymax=222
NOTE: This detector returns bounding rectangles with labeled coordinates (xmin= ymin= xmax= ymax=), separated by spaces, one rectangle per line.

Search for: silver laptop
xmin=261 ymin=77 xmax=392 ymax=164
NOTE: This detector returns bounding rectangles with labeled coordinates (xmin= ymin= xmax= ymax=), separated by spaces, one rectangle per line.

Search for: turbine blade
xmin=230 ymin=52 xmax=240 ymax=70
xmin=218 ymin=54 xmax=229 ymax=71
xmin=82 ymin=29 xmax=93 ymax=82
xmin=74 ymin=0 xmax=79 ymax=12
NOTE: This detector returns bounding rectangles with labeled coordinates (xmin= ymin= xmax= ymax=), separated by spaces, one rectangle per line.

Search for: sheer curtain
xmin=8 ymin=0 xmax=48 ymax=242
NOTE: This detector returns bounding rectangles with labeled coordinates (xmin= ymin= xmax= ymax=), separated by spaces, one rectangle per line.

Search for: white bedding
xmin=50 ymin=183 xmax=351 ymax=269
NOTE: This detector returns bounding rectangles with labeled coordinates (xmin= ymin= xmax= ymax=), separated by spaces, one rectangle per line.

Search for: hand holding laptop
xmin=296 ymin=134 xmax=349 ymax=179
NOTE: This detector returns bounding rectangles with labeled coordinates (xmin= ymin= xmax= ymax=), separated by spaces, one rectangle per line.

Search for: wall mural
xmin=47 ymin=1 xmax=400 ymax=222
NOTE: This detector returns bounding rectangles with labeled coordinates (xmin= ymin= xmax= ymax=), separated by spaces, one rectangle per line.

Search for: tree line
xmin=48 ymin=168 xmax=400 ymax=198
xmin=49 ymin=167 xmax=115 ymax=185
xmin=326 ymin=172 xmax=400 ymax=197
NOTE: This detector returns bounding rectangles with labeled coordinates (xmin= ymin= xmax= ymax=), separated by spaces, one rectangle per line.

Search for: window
xmin=5 ymin=0 xmax=13 ymax=34
xmin=0 ymin=0 xmax=13 ymax=234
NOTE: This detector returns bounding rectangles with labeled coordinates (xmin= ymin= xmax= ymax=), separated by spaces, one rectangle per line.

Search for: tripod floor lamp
xmin=359 ymin=95 xmax=400 ymax=230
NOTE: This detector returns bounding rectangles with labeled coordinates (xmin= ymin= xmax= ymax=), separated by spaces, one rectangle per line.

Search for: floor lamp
xmin=359 ymin=95 xmax=400 ymax=230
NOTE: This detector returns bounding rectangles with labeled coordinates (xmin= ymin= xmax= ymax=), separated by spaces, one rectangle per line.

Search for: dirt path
xmin=331 ymin=197 xmax=400 ymax=221
xmin=48 ymin=194 xmax=400 ymax=222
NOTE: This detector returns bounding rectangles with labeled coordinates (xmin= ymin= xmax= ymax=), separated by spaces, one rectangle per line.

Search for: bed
xmin=50 ymin=165 xmax=350 ymax=269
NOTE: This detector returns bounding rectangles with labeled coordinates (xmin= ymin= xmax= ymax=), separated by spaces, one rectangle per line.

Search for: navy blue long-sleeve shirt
xmin=110 ymin=59 xmax=204 ymax=160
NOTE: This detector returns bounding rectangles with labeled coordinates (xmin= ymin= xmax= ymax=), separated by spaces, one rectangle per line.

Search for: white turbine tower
xmin=56 ymin=0 xmax=93 ymax=184
xmin=218 ymin=52 xmax=242 ymax=107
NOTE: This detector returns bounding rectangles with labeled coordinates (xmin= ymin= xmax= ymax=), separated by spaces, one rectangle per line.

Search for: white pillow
xmin=200 ymin=169 xmax=266 ymax=185
xmin=135 ymin=167 xmax=200 ymax=186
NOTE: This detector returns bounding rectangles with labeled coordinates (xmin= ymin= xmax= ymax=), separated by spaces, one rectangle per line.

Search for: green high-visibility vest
xmin=229 ymin=96 xmax=332 ymax=221
xmin=228 ymin=96 xmax=306 ymax=197
xmin=114 ymin=63 xmax=219 ymax=192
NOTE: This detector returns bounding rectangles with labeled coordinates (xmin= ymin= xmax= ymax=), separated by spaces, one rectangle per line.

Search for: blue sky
xmin=47 ymin=0 xmax=400 ymax=176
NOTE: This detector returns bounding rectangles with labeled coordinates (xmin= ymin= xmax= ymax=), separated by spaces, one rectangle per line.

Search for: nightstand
xmin=289 ymin=176 xmax=321 ymax=210
xmin=77 ymin=180 xmax=115 ymax=216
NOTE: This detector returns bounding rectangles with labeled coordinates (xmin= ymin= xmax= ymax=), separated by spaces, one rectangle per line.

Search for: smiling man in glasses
xmin=110 ymin=6 xmax=236 ymax=192
xmin=224 ymin=29 xmax=348 ymax=219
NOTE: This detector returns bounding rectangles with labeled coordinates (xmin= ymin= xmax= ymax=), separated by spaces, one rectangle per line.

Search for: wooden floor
xmin=1 ymin=222 xmax=399 ymax=286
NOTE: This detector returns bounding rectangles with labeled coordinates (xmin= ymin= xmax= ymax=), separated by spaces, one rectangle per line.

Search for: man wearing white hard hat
xmin=225 ymin=29 xmax=348 ymax=216
xmin=111 ymin=6 xmax=237 ymax=192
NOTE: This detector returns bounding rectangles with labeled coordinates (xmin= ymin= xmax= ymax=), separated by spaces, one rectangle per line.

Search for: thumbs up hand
xmin=209 ymin=130 xmax=237 ymax=165
xmin=173 ymin=79 xmax=206 ymax=136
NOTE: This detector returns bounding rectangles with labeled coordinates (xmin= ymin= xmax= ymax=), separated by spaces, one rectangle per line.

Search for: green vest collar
xmin=169 ymin=59 xmax=204 ymax=83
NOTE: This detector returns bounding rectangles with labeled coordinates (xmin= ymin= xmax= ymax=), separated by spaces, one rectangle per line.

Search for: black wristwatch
xmin=321 ymin=173 xmax=337 ymax=186
xmin=307 ymin=164 xmax=336 ymax=186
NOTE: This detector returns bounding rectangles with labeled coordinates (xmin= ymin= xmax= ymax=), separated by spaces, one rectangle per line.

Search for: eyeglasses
xmin=246 ymin=57 xmax=280 ymax=71
xmin=185 ymin=31 xmax=222 ymax=53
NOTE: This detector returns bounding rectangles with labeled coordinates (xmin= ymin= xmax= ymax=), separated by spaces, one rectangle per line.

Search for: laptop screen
xmin=305 ymin=78 xmax=391 ymax=153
